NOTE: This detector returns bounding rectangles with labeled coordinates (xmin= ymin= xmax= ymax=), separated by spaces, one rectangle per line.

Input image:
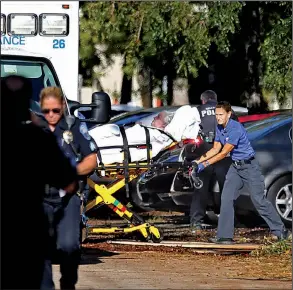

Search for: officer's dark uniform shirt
xmin=197 ymin=100 xmax=217 ymax=136
xmin=3 ymin=122 xmax=78 ymax=289
xmin=197 ymin=100 xmax=239 ymax=136
xmin=52 ymin=117 xmax=96 ymax=166
xmin=215 ymin=118 xmax=255 ymax=161
xmin=40 ymin=115 xmax=97 ymax=200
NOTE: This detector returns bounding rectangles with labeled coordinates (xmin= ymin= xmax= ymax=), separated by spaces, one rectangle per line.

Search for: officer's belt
xmin=233 ymin=156 xmax=255 ymax=166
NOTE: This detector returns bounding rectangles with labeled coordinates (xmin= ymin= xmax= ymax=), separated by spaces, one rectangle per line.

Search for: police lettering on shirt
xmin=200 ymin=106 xmax=215 ymax=118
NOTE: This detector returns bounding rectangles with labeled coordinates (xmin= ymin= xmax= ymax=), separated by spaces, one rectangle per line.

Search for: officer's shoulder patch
xmin=79 ymin=122 xmax=91 ymax=140
xmin=90 ymin=141 xmax=97 ymax=152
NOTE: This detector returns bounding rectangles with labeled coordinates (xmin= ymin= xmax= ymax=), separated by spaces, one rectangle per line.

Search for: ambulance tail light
xmin=39 ymin=14 xmax=69 ymax=36
xmin=7 ymin=14 xmax=37 ymax=36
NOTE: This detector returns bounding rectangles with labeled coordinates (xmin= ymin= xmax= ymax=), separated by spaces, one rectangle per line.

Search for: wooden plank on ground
xmin=107 ymin=240 xmax=260 ymax=252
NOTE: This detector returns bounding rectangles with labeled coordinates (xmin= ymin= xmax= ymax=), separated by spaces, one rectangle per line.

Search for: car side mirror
xmin=67 ymin=91 xmax=111 ymax=124
xmin=90 ymin=91 xmax=111 ymax=124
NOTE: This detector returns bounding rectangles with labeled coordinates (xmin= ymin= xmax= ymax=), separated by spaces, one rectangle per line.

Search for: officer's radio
xmin=203 ymin=131 xmax=215 ymax=143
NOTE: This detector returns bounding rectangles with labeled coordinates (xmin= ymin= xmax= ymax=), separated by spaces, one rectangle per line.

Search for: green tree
xmin=260 ymin=2 xmax=292 ymax=104
xmin=79 ymin=1 xmax=243 ymax=106
xmin=187 ymin=1 xmax=292 ymax=111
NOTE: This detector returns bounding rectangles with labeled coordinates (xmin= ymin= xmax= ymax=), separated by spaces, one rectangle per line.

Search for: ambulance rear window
xmin=1 ymin=61 xmax=42 ymax=78
xmin=1 ymin=58 xmax=58 ymax=106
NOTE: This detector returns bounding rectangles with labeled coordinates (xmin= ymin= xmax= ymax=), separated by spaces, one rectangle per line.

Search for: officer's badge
xmin=80 ymin=123 xmax=91 ymax=140
xmin=90 ymin=141 xmax=97 ymax=152
xmin=63 ymin=130 xmax=74 ymax=144
xmin=226 ymin=137 xmax=229 ymax=141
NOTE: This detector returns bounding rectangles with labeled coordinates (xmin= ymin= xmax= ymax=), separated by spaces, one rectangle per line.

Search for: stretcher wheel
xmin=193 ymin=179 xmax=203 ymax=189
xmin=150 ymin=231 xmax=164 ymax=243
xmin=148 ymin=226 xmax=164 ymax=243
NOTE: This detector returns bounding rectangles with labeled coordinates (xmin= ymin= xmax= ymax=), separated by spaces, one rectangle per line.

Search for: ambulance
xmin=1 ymin=0 xmax=111 ymax=126
xmin=1 ymin=1 xmax=80 ymax=106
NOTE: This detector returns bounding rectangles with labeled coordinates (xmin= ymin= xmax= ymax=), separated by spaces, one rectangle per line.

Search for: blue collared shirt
xmin=215 ymin=119 xmax=255 ymax=161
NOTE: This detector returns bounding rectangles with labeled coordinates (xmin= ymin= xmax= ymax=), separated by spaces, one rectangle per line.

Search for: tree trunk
xmin=120 ymin=74 xmax=132 ymax=104
xmin=166 ymin=72 xmax=173 ymax=105
xmin=244 ymin=3 xmax=268 ymax=112
xmin=138 ymin=66 xmax=152 ymax=108
xmin=92 ymin=77 xmax=103 ymax=92
xmin=165 ymin=52 xmax=175 ymax=105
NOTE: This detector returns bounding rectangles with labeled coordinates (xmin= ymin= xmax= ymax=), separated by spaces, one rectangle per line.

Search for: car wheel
xmin=130 ymin=182 xmax=155 ymax=212
xmin=267 ymin=175 xmax=292 ymax=227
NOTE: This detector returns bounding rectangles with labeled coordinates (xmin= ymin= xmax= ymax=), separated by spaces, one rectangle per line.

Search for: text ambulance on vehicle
xmin=1 ymin=1 xmax=80 ymax=113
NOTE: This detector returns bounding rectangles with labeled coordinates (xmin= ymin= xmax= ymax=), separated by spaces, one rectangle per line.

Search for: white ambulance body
xmin=1 ymin=1 xmax=79 ymax=102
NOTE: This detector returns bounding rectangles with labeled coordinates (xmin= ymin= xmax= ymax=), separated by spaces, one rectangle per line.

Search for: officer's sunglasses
xmin=41 ymin=108 xmax=62 ymax=114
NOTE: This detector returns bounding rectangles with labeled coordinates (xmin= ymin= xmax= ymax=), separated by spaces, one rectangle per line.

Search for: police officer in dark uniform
xmin=38 ymin=87 xmax=97 ymax=290
xmin=189 ymin=90 xmax=235 ymax=232
xmin=1 ymin=76 xmax=78 ymax=289
xmin=193 ymin=101 xmax=290 ymax=244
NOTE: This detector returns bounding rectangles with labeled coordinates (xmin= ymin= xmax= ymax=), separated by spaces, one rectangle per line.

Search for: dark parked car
xmin=111 ymin=104 xmax=143 ymax=117
xmin=107 ymin=105 xmax=248 ymax=128
xmin=78 ymin=104 xmax=143 ymax=128
xmin=130 ymin=112 xmax=292 ymax=227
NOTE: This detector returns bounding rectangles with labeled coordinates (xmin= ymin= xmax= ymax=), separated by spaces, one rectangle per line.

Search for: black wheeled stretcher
xmin=81 ymin=125 xmax=203 ymax=243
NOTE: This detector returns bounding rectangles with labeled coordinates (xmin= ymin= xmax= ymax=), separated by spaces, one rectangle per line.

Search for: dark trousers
xmin=217 ymin=159 xmax=285 ymax=238
xmin=190 ymin=157 xmax=232 ymax=224
xmin=2 ymin=206 xmax=47 ymax=289
xmin=41 ymin=194 xmax=81 ymax=290
xmin=188 ymin=141 xmax=232 ymax=225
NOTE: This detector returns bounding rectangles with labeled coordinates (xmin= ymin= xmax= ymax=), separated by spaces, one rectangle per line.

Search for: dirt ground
xmin=52 ymin=212 xmax=292 ymax=289
xmin=53 ymin=248 xmax=291 ymax=289
xmin=52 ymin=227 xmax=292 ymax=289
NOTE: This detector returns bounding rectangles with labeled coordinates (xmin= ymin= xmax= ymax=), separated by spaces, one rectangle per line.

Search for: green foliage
xmin=79 ymin=1 xmax=292 ymax=105
xmin=80 ymin=1 xmax=243 ymax=80
xmin=260 ymin=3 xmax=292 ymax=103
xmin=207 ymin=1 xmax=243 ymax=55
xmin=250 ymin=239 xmax=292 ymax=257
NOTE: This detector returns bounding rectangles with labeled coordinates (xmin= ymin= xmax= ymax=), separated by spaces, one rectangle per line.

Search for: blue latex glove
xmin=189 ymin=161 xmax=205 ymax=177
xmin=197 ymin=162 xmax=205 ymax=173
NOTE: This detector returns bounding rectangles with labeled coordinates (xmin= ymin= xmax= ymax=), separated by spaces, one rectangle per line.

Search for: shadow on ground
xmin=80 ymin=244 xmax=119 ymax=265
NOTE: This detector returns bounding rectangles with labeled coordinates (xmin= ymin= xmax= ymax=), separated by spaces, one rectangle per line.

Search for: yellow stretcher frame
xmin=81 ymin=161 xmax=165 ymax=243
xmin=81 ymin=137 xmax=193 ymax=243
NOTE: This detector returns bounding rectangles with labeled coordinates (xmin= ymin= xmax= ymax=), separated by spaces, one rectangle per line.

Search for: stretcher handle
xmin=95 ymin=161 xmax=190 ymax=171
xmin=150 ymin=161 xmax=193 ymax=171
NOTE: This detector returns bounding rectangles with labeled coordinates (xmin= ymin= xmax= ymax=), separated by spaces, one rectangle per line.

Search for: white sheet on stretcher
xmin=89 ymin=105 xmax=201 ymax=164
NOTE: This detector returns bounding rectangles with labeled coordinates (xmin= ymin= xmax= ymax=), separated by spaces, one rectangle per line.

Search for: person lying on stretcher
xmin=88 ymin=105 xmax=201 ymax=165
xmin=142 ymin=110 xmax=175 ymax=129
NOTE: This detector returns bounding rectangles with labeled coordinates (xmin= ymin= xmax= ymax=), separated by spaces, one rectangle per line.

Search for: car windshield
xmin=110 ymin=112 xmax=156 ymax=126
xmin=246 ymin=114 xmax=291 ymax=140
xmin=1 ymin=57 xmax=59 ymax=113
xmin=109 ymin=106 xmax=178 ymax=127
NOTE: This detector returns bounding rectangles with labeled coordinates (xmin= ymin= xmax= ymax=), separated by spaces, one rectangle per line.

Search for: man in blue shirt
xmin=188 ymin=90 xmax=237 ymax=232
xmin=191 ymin=101 xmax=290 ymax=244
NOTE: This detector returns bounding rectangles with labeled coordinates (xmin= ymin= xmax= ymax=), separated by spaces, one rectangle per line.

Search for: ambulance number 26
xmin=53 ymin=39 xmax=65 ymax=49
